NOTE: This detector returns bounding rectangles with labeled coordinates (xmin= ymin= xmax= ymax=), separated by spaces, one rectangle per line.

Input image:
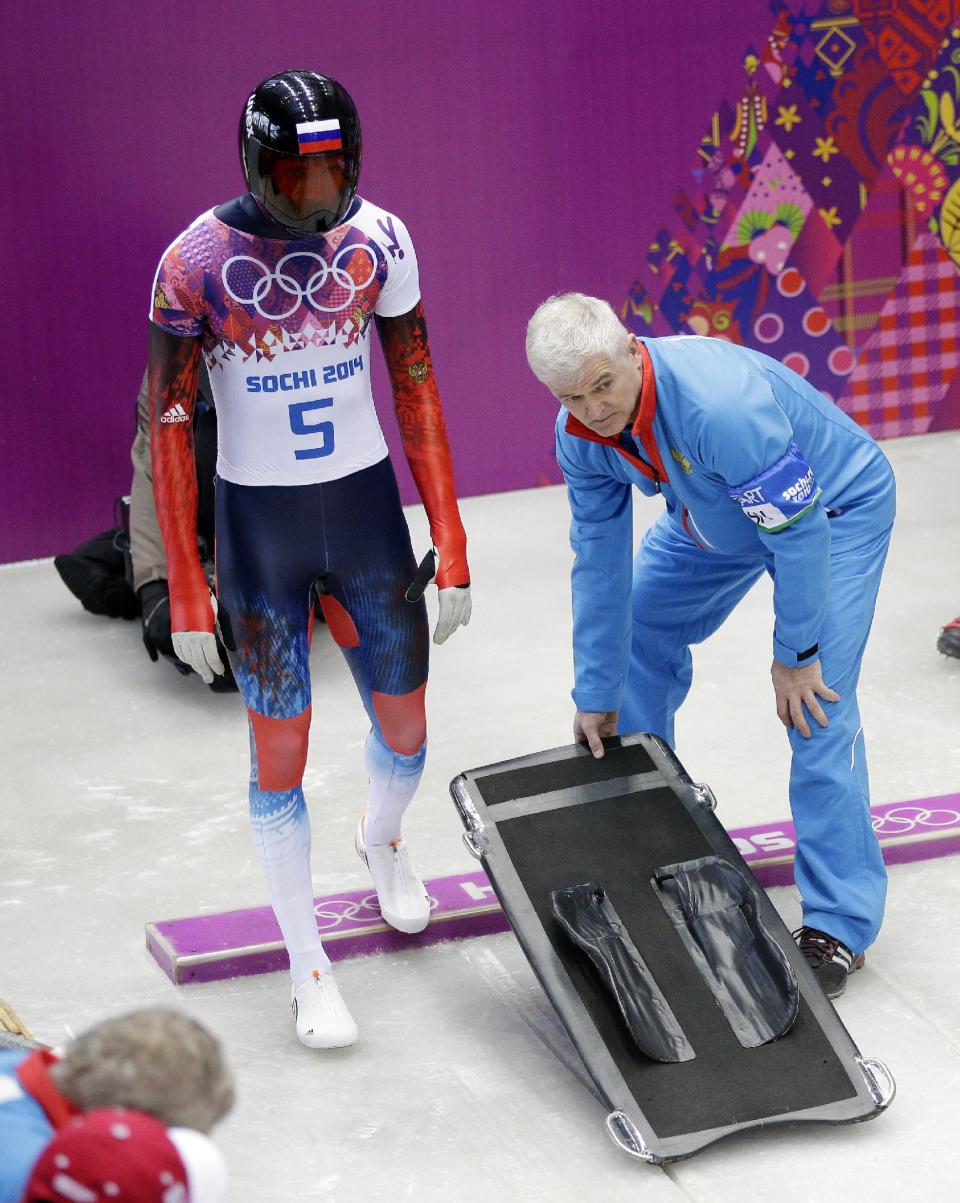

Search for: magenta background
xmin=0 ymin=0 xmax=774 ymax=564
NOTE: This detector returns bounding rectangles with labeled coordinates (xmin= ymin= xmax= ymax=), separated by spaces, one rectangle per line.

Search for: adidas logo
xmin=160 ymin=403 xmax=190 ymax=424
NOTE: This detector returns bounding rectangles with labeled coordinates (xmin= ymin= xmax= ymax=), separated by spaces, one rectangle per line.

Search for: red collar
xmin=15 ymin=1049 xmax=79 ymax=1130
xmin=563 ymin=341 xmax=669 ymax=483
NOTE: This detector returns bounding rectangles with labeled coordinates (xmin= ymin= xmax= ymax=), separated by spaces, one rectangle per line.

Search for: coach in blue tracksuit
xmin=525 ymin=293 xmax=895 ymax=999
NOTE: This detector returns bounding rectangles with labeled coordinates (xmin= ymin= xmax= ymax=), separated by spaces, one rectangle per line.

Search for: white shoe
xmin=291 ymin=970 xmax=359 ymax=1049
xmin=355 ymin=816 xmax=431 ymax=934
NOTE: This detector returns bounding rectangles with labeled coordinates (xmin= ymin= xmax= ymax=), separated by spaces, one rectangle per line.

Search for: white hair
xmin=525 ymin=293 xmax=631 ymax=393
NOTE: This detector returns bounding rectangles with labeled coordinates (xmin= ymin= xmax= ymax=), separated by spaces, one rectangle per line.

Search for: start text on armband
xmin=246 ymin=355 xmax=364 ymax=393
xmin=728 ymin=442 xmax=823 ymax=533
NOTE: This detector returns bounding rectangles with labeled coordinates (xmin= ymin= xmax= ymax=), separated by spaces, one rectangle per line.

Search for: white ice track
xmin=2 ymin=430 xmax=960 ymax=1202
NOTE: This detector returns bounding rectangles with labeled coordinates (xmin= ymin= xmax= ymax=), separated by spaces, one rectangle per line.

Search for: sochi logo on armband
xmin=728 ymin=443 xmax=822 ymax=532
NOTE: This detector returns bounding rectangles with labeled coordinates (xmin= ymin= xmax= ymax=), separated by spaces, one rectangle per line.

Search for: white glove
xmin=172 ymin=593 xmax=225 ymax=684
xmin=172 ymin=631 xmax=225 ymax=684
xmin=434 ymin=585 xmax=472 ymax=645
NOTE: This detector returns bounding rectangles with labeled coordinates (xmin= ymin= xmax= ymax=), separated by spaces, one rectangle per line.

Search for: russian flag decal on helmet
xmin=296 ymin=119 xmax=343 ymax=154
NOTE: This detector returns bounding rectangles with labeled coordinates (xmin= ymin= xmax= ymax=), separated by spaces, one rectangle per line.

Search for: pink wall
xmin=0 ymin=0 xmax=772 ymax=563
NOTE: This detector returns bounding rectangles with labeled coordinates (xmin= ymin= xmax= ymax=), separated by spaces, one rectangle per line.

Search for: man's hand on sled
xmin=574 ymin=710 xmax=618 ymax=759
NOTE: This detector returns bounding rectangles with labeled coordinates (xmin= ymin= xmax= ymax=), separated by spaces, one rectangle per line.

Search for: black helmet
xmin=240 ymin=71 xmax=362 ymax=235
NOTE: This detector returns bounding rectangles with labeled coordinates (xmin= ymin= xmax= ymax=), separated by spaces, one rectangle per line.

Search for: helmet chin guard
xmin=240 ymin=70 xmax=362 ymax=235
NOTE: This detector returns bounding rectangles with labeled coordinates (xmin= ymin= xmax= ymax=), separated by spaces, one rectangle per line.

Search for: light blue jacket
xmin=0 ymin=1050 xmax=55 ymax=1203
xmin=555 ymin=336 xmax=895 ymax=713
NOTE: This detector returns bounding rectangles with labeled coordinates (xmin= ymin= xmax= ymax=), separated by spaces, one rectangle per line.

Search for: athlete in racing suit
xmin=526 ymin=293 xmax=894 ymax=1000
xmin=148 ymin=72 xmax=470 ymax=1047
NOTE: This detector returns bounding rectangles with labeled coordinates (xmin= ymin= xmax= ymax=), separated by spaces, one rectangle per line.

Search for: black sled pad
xmin=449 ymin=733 xmax=894 ymax=1163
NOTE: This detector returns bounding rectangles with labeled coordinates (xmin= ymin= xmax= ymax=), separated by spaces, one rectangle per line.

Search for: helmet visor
xmin=248 ymin=143 xmax=359 ymax=234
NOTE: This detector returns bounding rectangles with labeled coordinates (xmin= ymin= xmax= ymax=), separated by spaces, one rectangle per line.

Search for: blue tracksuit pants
xmin=619 ymin=512 xmax=892 ymax=954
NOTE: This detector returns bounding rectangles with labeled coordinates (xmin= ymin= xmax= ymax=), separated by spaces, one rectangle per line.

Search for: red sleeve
xmin=16 ymin=1050 xmax=79 ymax=1130
xmin=377 ymin=302 xmax=469 ymax=588
xmin=148 ymin=323 xmax=211 ymax=632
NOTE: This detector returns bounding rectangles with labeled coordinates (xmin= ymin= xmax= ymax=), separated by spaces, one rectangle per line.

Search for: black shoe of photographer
xmin=139 ymin=580 xmax=189 ymax=676
xmin=141 ymin=580 xmax=238 ymax=691
xmin=54 ymin=529 xmax=139 ymax=619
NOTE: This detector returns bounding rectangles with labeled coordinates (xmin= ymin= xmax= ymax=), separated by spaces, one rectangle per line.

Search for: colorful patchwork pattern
xmin=747 ymin=264 xmax=857 ymax=401
xmin=623 ymin=2 xmax=960 ymax=439
xmin=855 ymin=0 xmax=960 ymax=94
xmin=818 ymin=162 xmax=917 ymax=350
xmin=839 ymin=232 xmax=960 ymax=436
xmin=759 ymin=84 xmax=866 ymax=248
xmin=928 ymin=357 xmax=960 ymax=431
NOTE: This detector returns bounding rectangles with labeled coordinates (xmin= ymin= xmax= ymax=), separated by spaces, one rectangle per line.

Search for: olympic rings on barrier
xmin=870 ymin=806 xmax=960 ymax=835
xmin=312 ymin=892 xmax=438 ymax=932
xmin=221 ymin=245 xmax=379 ymax=320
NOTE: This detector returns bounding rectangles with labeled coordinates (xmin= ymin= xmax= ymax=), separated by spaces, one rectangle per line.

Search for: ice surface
xmin=2 ymin=432 xmax=959 ymax=1200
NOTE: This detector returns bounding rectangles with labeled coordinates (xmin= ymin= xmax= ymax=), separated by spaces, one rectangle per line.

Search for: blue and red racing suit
xmin=148 ymin=195 xmax=469 ymax=974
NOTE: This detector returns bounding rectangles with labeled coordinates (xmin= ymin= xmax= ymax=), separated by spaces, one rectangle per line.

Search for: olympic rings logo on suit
xmin=221 ymin=244 xmax=379 ymax=320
